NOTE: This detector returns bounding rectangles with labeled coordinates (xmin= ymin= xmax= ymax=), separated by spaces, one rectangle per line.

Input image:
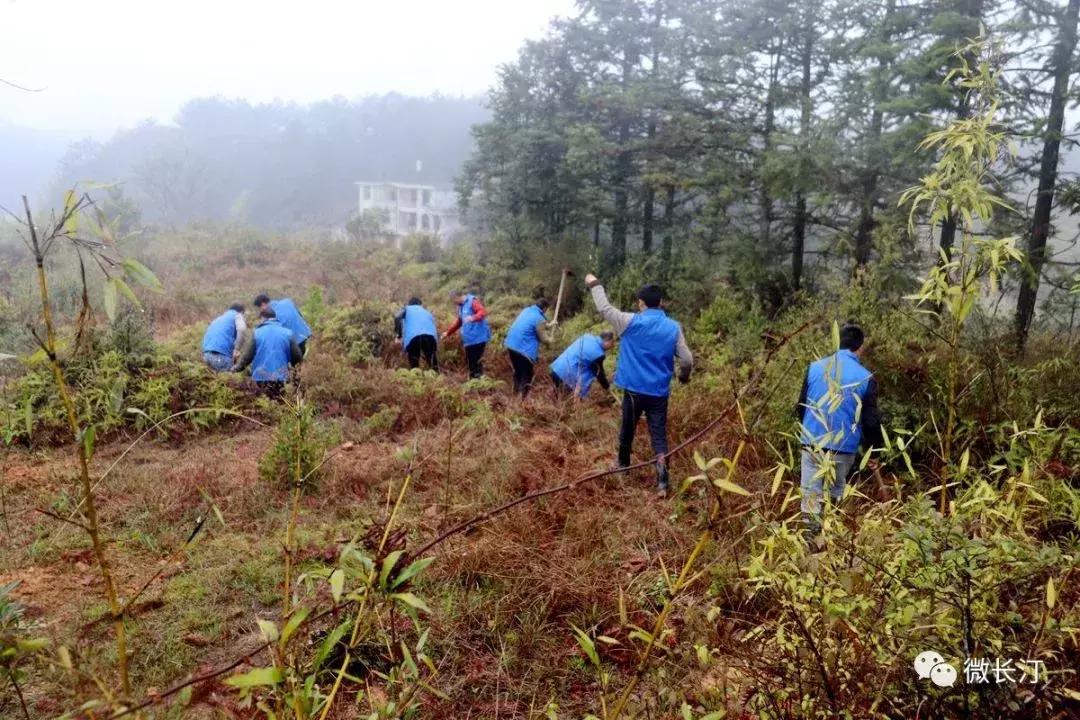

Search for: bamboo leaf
xmin=572 ymin=625 xmax=601 ymax=668
xmin=280 ymin=606 xmax=310 ymax=647
xmin=224 ymin=666 xmax=283 ymax=688
xmin=392 ymin=556 xmax=434 ymax=589
xmin=103 ymin=278 xmax=118 ymax=321
xmin=713 ymin=477 xmax=751 ymax=496
xmin=329 ymin=568 xmax=344 ymax=603
xmin=390 ymin=592 xmax=431 ymax=613
xmin=379 ymin=550 xmax=404 ymax=591
xmin=121 ymin=257 xmax=163 ymax=291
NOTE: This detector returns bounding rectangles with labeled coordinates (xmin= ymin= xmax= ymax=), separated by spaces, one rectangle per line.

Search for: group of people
xmin=202 ymin=276 xmax=882 ymax=535
xmin=388 ymin=283 xmax=689 ymax=493
xmin=201 ymin=293 xmax=312 ymax=395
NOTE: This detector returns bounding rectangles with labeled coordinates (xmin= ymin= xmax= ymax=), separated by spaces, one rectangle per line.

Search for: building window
xmin=363 ymin=186 xmax=371 ymax=201
xmin=433 ymin=215 xmax=442 ymax=232
xmin=421 ymin=214 xmax=430 ymax=230
xmin=422 ymin=190 xmax=432 ymax=206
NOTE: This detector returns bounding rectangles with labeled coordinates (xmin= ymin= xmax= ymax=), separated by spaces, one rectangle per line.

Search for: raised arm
xmin=394 ymin=308 xmax=406 ymax=339
xmin=584 ymin=275 xmax=634 ymax=335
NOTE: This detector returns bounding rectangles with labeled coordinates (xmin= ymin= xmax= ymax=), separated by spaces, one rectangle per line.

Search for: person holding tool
xmin=585 ymin=273 xmax=693 ymax=496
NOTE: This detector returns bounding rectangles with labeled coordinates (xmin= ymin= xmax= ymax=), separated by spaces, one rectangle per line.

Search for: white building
xmin=355 ymin=181 xmax=460 ymax=240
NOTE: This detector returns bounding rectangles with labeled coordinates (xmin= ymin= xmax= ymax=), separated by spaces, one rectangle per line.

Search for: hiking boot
xmin=655 ymin=461 xmax=670 ymax=497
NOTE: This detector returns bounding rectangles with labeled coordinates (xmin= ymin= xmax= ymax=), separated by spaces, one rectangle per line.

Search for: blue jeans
xmin=203 ymin=351 xmax=231 ymax=372
xmin=800 ymin=449 xmax=855 ymax=535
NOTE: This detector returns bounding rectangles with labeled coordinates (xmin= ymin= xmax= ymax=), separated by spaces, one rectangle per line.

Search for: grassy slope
xmin=1 ymin=233 xmax=762 ymax=718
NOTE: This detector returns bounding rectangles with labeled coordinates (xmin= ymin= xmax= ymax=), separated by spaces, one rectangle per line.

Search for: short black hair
xmin=536 ymin=298 xmax=551 ymax=311
xmin=636 ymin=283 xmax=663 ymax=308
xmin=599 ymin=331 xmax=615 ymax=343
xmin=254 ymin=293 xmax=271 ymax=307
xmin=408 ymin=296 xmax=422 ymax=306
xmin=229 ymin=303 xmax=245 ymax=313
xmin=839 ymin=323 xmax=865 ymax=351
xmin=260 ymin=307 xmax=277 ymax=320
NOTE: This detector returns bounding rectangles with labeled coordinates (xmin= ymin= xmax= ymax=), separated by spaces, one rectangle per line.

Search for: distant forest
xmin=46 ymin=94 xmax=488 ymax=230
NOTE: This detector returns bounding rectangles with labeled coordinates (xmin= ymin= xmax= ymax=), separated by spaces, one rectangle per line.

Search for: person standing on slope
xmin=202 ymin=303 xmax=247 ymax=372
xmin=550 ymin=331 xmax=616 ymax=399
xmin=442 ymin=290 xmax=491 ymax=379
xmin=585 ymin=273 xmax=693 ymax=496
xmin=504 ymin=298 xmax=553 ymax=396
xmin=232 ymin=306 xmax=304 ymax=397
xmin=394 ymin=296 xmax=439 ymax=371
xmin=254 ymin=293 xmax=312 ymax=357
xmin=795 ymin=323 xmax=882 ymax=543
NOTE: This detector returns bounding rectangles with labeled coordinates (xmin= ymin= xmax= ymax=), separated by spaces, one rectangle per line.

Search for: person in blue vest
xmin=503 ymin=298 xmax=553 ymax=396
xmin=254 ymin=294 xmax=312 ymax=356
xmin=232 ymin=307 xmax=304 ymax=397
xmin=441 ymin=290 xmax=491 ymax=379
xmin=795 ymin=323 xmax=882 ymax=541
xmin=585 ymin=274 xmax=693 ymax=496
xmin=550 ymin=332 xmax=615 ymax=399
xmin=394 ymin=297 xmax=439 ymax=371
xmin=201 ymin=303 xmax=247 ymax=372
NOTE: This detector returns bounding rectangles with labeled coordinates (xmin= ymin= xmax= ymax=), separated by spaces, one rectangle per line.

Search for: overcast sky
xmin=0 ymin=0 xmax=576 ymax=138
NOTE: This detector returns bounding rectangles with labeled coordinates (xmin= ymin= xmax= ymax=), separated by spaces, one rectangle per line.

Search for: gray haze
xmin=1 ymin=0 xmax=576 ymax=136
xmin=0 ymin=0 xmax=576 ymax=212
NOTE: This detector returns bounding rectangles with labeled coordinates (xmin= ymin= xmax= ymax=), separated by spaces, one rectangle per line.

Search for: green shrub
xmin=258 ymin=401 xmax=339 ymax=487
xmin=323 ymin=301 xmax=396 ymax=364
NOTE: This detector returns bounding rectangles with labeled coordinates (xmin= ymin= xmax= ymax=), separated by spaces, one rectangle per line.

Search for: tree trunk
xmin=791 ymin=24 xmax=814 ymax=291
xmin=1017 ymin=0 xmax=1080 ymax=347
xmin=662 ymin=184 xmax=676 ymax=271
xmin=854 ymin=0 xmax=895 ymax=266
xmin=612 ymin=53 xmax=635 ymax=269
xmin=760 ymin=45 xmax=781 ymax=251
xmin=639 ymin=118 xmax=656 ymax=255
xmin=641 ymin=1 xmax=663 ymax=256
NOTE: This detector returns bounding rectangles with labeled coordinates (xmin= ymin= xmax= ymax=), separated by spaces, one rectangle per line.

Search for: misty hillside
xmin=31 ymin=94 xmax=488 ymax=230
xmin=0 ymin=121 xmax=72 ymax=214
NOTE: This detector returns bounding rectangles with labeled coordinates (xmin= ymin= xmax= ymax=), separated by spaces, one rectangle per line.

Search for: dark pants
xmin=618 ymin=390 xmax=670 ymax=486
xmin=507 ymin=349 xmax=535 ymax=396
xmin=551 ymin=370 xmax=571 ymax=398
xmin=406 ymin=335 xmax=438 ymax=371
xmin=464 ymin=342 xmax=486 ymax=379
xmin=256 ymin=381 xmax=286 ymax=399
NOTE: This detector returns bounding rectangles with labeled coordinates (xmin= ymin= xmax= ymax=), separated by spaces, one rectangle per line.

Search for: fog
xmin=0 ymin=0 xmax=576 ymax=213
xmin=1 ymin=0 xmax=576 ymax=135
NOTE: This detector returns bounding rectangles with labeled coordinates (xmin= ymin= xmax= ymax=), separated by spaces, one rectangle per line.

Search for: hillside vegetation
xmin=1 ymin=17 xmax=1079 ymax=720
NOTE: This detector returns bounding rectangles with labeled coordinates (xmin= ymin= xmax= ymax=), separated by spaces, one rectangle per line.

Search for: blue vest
xmin=459 ymin=293 xmax=492 ymax=347
xmin=270 ymin=298 xmax=311 ymax=344
xmin=504 ymin=304 xmax=547 ymax=362
xmin=251 ymin=319 xmax=294 ymax=382
xmin=800 ymin=349 xmax=873 ymax=454
xmin=551 ymin=334 xmax=606 ymax=398
xmin=402 ymin=305 xmax=438 ymax=348
xmin=202 ymin=309 xmax=239 ymax=356
xmin=613 ymin=309 xmax=680 ymax=397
